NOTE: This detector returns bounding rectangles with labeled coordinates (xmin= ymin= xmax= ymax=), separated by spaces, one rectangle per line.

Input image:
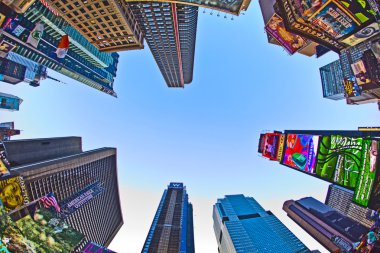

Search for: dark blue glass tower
xmin=142 ymin=182 xmax=194 ymax=253
xmin=213 ymin=194 xmax=311 ymax=253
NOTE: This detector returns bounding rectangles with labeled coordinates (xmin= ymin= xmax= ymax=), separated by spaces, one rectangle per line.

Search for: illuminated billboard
xmin=341 ymin=22 xmax=379 ymax=46
xmin=343 ymin=77 xmax=362 ymax=97
xmin=0 ymin=176 xmax=29 ymax=213
xmin=0 ymin=202 xmax=84 ymax=253
xmin=261 ymin=133 xmax=281 ymax=160
xmin=265 ymin=13 xmax=309 ymax=55
xmin=316 ymin=135 xmax=363 ymax=188
xmin=276 ymin=0 xmax=346 ymax=52
xmin=353 ymin=140 xmax=378 ymax=207
xmin=281 ymin=134 xmax=319 ymax=174
xmin=83 ymin=241 xmax=116 ymax=253
xmin=0 ymin=142 xmax=10 ymax=178
xmin=308 ymin=0 xmax=361 ymax=39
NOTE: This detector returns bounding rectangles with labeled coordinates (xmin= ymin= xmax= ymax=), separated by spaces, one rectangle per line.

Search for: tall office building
xmin=41 ymin=0 xmax=144 ymax=52
xmin=213 ymin=194 xmax=311 ymax=253
xmin=326 ymin=184 xmax=374 ymax=228
xmin=142 ymin=182 xmax=195 ymax=253
xmin=283 ymin=197 xmax=368 ymax=253
xmin=0 ymin=1 xmax=120 ymax=96
xmin=319 ymin=60 xmax=345 ymax=100
xmin=129 ymin=3 xmax=198 ymax=88
xmin=3 ymin=137 xmax=123 ymax=251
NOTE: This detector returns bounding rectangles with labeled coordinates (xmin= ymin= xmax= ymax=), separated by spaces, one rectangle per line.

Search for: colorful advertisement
xmin=339 ymin=0 xmax=377 ymax=24
xmin=265 ymin=13 xmax=309 ymax=55
xmin=4 ymin=19 xmax=26 ymax=37
xmin=371 ymin=38 xmax=380 ymax=62
xmin=0 ymin=201 xmax=84 ymax=253
xmin=282 ymin=134 xmax=320 ymax=174
xmin=277 ymin=134 xmax=285 ymax=162
xmin=0 ymin=39 xmax=16 ymax=54
xmin=262 ymin=133 xmax=281 ymax=160
xmin=343 ymin=76 xmax=362 ymax=97
xmin=341 ymin=22 xmax=379 ymax=46
xmin=293 ymin=0 xmax=329 ymax=19
xmin=0 ymin=176 xmax=29 ymax=213
xmin=82 ymin=241 xmax=116 ymax=253
xmin=316 ymin=135 xmax=363 ymax=188
xmin=351 ymin=60 xmax=371 ymax=85
xmin=0 ymin=142 xmax=10 ymax=178
xmin=308 ymin=0 xmax=361 ymax=39
xmin=59 ymin=182 xmax=104 ymax=219
xmin=277 ymin=0 xmax=346 ymax=52
xmin=353 ymin=140 xmax=378 ymax=206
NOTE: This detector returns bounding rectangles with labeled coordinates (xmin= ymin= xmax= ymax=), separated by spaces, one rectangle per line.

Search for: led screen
xmin=282 ymin=134 xmax=319 ymax=174
xmin=262 ymin=133 xmax=281 ymax=160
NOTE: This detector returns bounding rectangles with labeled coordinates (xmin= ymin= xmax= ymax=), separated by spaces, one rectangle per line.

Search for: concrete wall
xmin=4 ymin=137 xmax=82 ymax=166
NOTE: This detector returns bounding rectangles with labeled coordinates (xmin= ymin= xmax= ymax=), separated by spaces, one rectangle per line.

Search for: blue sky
xmin=1 ymin=2 xmax=380 ymax=252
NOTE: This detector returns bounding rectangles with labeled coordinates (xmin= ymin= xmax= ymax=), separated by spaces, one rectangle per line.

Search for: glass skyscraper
xmin=213 ymin=194 xmax=311 ymax=253
xmin=142 ymin=182 xmax=195 ymax=253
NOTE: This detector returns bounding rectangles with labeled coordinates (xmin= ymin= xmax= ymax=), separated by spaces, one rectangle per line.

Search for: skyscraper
xmin=326 ymin=184 xmax=374 ymax=228
xmin=213 ymin=194 xmax=311 ymax=253
xmin=319 ymin=60 xmax=345 ymax=100
xmin=142 ymin=182 xmax=195 ymax=253
xmin=0 ymin=1 xmax=120 ymax=96
xmin=129 ymin=3 xmax=198 ymax=87
xmin=3 ymin=137 xmax=123 ymax=251
xmin=283 ymin=197 xmax=368 ymax=253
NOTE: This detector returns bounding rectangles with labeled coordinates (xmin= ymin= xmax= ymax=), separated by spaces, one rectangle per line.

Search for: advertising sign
xmin=0 ymin=14 xmax=6 ymax=28
xmin=0 ymin=176 xmax=29 ymax=213
xmin=353 ymin=140 xmax=378 ymax=206
xmin=371 ymin=38 xmax=380 ymax=62
xmin=277 ymin=134 xmax=285 ymax=162
xmin=0 ymin=39 xmax=15 ymax=54
xmin=265 ymin=13 xmax=309 ymax=55
xmin=59 ymin=182 xmax=104 ymax=219
xmin=282 ymin=134 xmax=319 ymax=174
xmin=262 ymin=133 xmax=281 ymax=160
xmin=343 ymin=76 xmax=362 ymax=97
xmin=341 ymin=22 xmax=380 ymax=46
xmin=4 ymin=19 xmax=26 ymax=37
xmin=316 ymin=135 xmax=363 ymax=188
xmin=0 ymin=201 xmax=84 ymax=253
xmin=339 ymin=0 xmax=377 ymax=24
xmin=0 ymin=142 xmax=10 ymax=178
xmin=292 ymin=0 xmax=329 ymax=19
xmin=308 ymin=0 xmax=361 ymax=39
xmin=276 ymin=0 xmax=346 ymax=52
xmin=82 ymin=241 xmax=116 ymax=253
xmin=351 ymin=60 xmax=371 ymax=85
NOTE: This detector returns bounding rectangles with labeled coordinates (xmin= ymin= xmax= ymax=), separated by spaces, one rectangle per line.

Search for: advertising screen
xmin=265 ymin=13 xmax=309 ymax=55
xmin=316 ymin=135 xmax=363 ymax=188
xmin=262 ymin=133 xmax=281 ymax=160
xmin=282 ymin=134 xmax=319 ymax=174
xmin=83 ymin=241 xmax=116 ymax=253
xmin=292 ymin=0 xmax=329 ymax=19
xmin=308 ymin=0 xmax=361 ymax=39
xmin=0 ymin=201 xmax=84 ymax=253
xmin=341 ymin=22 xmax=379 ymax=46
xmin=343 ymin=76 xmax=362 ymax=97
xmin=353 ymin=140 xmax=378 ymax=206
xmin=0 ymin=142 xmax=10 ymax=178
xmin=0 ymin=176 xmax=29 ymax=213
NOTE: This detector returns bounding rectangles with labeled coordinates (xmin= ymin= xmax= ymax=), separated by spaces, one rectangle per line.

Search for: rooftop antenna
xmin=46 ymin=75 xmax=68 ymax=85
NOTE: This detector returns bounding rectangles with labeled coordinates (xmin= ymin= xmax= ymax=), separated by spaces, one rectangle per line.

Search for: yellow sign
xmin=0 ymin=176 xmax=29 ymax=213
xmin=277 ymin=134 xmax=285 ymax=162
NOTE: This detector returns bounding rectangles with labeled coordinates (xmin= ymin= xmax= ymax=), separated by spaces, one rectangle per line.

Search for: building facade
xmin=129 ymin=3 xmax=198 ymax=87
xmin=142 ymin=182 xmax=195 ymax=253
xmin=319 ymin=60 xmax=345 ymax=100
xmin=213 ymin=194 xmax=311 ymax=253
xmin=3 ymin=137 xmax=123 ymax=252
xmin=283 ymin=197 xmax=368 ymax=253
xmin=0 ymin=57 xmax=26 ymax=84
xmin=40 ymin=0 xmax=144 ymax=52
xmin=0 ymin=1 xmax=120 ymax=96
xmin=326 ymin=184 xmax=374 ymax=228
xmin=0 ymin=92 xmax=23 ymax=111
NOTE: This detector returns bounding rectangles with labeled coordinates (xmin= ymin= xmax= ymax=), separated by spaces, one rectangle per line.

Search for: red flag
xmin=56 ymin=35 xmax=69 ymax=59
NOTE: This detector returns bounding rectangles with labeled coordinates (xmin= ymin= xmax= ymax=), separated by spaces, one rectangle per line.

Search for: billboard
xmin=0 ymin=176 xmax=29 ymax=213
xmin=277 ymin=134 xmax=285 ymax=162
xmin=353 ymin=140 xmax=378 ymax=206
xmin=292 ymin=0 xmax=329 ymax=19
xmin=59 ymin=182 xmax=104 ymax=219
xmin=0 ymin=201 xmax=84 ymax=253
xmin=316 ymin=135 xmax=363 ymax=188
xmin=261 ymin=133 xmax=282 ymax=160
xmin=82 ymin=241 xmax=116 ymax=253
xmin=276 ymin=0 xmax=346 ymax=52
xmin=3 ymin=19 xmax=26 ymax=37
xmin=341 ymin=22 xmax=380 ymax=46
xmin=282 ymin=134 xmax=319 ymax=174
xmin=265 ymin=13 xmax=309 ymax=55
xmin=0 ymin=142 xmax=10 ymax=178
xmin=343 ymin=76 xmax=362 ymax=97
xmin=351 ymin=60 xmax=371 ymax=85
xmin=308 ymin=0 xmax=361 ymax=39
